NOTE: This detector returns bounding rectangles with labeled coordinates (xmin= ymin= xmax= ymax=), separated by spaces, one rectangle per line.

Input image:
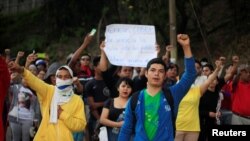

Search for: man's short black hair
xmin=200 ymin=57 xmax=208 ymax=63
xmin=202 ymin=64 xmax=214 ymax=71
xmin=146 ymin=58 xmax=167 ymax=71
xmin=93 ymin=56 xmax=101 ymax=67
xmin=166 ymin=63 xmax=179 ymax=74
xmin=195 ymin=59 xmax=201 ymax=67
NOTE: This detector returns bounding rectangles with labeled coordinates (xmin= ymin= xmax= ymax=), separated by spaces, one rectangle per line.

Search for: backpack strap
xmin=130 ymin=91 xmax=140 ymax=112
xmin=130 ymin=91 xmax=140 ymax=134
xmin=162 ymin=88 xmax=176 ymax=137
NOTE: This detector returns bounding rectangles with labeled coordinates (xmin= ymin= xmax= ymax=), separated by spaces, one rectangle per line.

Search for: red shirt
xmin=230 ymin=81 xmax=250 ymax=116
xmin=221 ymin=81 xmax=232 ymax=110
xmin=0 ymin=57 xmax=10 ymax=141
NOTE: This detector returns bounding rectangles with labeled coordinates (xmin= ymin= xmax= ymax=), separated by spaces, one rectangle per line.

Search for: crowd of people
xmin=0 ymin=32 xmax=249 ymax=141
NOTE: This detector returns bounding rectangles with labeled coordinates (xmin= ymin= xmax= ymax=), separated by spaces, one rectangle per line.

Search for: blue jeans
xmin=88 ymin=118 xmax=99 ymax=141
xmin=73 ymin=132 xmax=84 ymax=141
xmin=107 ymin=127 xmax=134 ymax=141
xmin=220 ymin=109 xmax=232 ymax=125
xmin=107 ymin=127 xmax=119 ymax=141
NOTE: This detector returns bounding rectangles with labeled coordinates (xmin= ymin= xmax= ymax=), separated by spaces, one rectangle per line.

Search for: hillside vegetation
xmin=1 ymin=0 xmax=249 ymax=65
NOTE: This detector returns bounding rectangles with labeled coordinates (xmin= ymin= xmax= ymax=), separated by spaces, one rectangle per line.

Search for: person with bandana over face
xmin=8 ymin=61 xmax=86 ymax=141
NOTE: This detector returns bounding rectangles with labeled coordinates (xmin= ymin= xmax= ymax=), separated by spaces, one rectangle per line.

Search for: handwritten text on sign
xmin=104 ymin=24 xmax=157 ymax=67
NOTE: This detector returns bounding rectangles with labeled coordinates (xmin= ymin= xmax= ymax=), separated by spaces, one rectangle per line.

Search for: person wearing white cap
xmin=8 ymin=62 xmax=86 ymax=141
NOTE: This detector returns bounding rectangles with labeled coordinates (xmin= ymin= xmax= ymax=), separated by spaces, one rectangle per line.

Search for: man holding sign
xmin=99 ymin=24 xmax=159 ymax=98
xmin=99 ymin=41 xmax=134 ymax=98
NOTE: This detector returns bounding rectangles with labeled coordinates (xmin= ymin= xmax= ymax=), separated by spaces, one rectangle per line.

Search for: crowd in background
xmin=0 ymin=32 xmax=249 ymax=141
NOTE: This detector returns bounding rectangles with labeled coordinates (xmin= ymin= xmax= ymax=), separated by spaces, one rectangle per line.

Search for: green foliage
xmin=1 ymin=0 xmax=250 ymax=64
xmin=21 ymin=35 xmax=45 ymax=51
xmin=74 ymin=27 xmax=85 ymax=38
xmin=59 ymin=34 xmax=70 ymax=43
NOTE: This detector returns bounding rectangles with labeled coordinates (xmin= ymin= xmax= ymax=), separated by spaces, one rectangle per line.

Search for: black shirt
xmin=85 ymin=79 xmax=110 ymax=116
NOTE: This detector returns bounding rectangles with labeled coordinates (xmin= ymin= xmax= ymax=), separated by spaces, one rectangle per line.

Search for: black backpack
xmin=130 ymin=88 xmax=176 ymax=137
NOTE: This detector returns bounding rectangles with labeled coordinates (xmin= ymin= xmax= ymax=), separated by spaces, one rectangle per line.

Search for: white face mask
xmin=56 ymin=78 xmax=73 ymax=91
xmin=50 ymin=77 xmax=74 ymax=124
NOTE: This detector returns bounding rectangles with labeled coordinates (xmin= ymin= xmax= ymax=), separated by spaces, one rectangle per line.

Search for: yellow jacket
xmin=23 ymin=69 xmax=86 ymax=141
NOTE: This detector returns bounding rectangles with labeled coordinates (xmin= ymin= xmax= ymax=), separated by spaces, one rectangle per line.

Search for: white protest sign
xmin=104 ymin=24 xmax=157 ymax=67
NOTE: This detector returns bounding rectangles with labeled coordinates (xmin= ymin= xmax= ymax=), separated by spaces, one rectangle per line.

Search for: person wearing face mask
xmin=8 ymin=61 xmax=86 ymax=141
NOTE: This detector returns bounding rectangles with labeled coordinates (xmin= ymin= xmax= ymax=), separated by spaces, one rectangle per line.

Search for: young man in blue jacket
xmin=118 ymin=34 xmax=196 ymax=141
